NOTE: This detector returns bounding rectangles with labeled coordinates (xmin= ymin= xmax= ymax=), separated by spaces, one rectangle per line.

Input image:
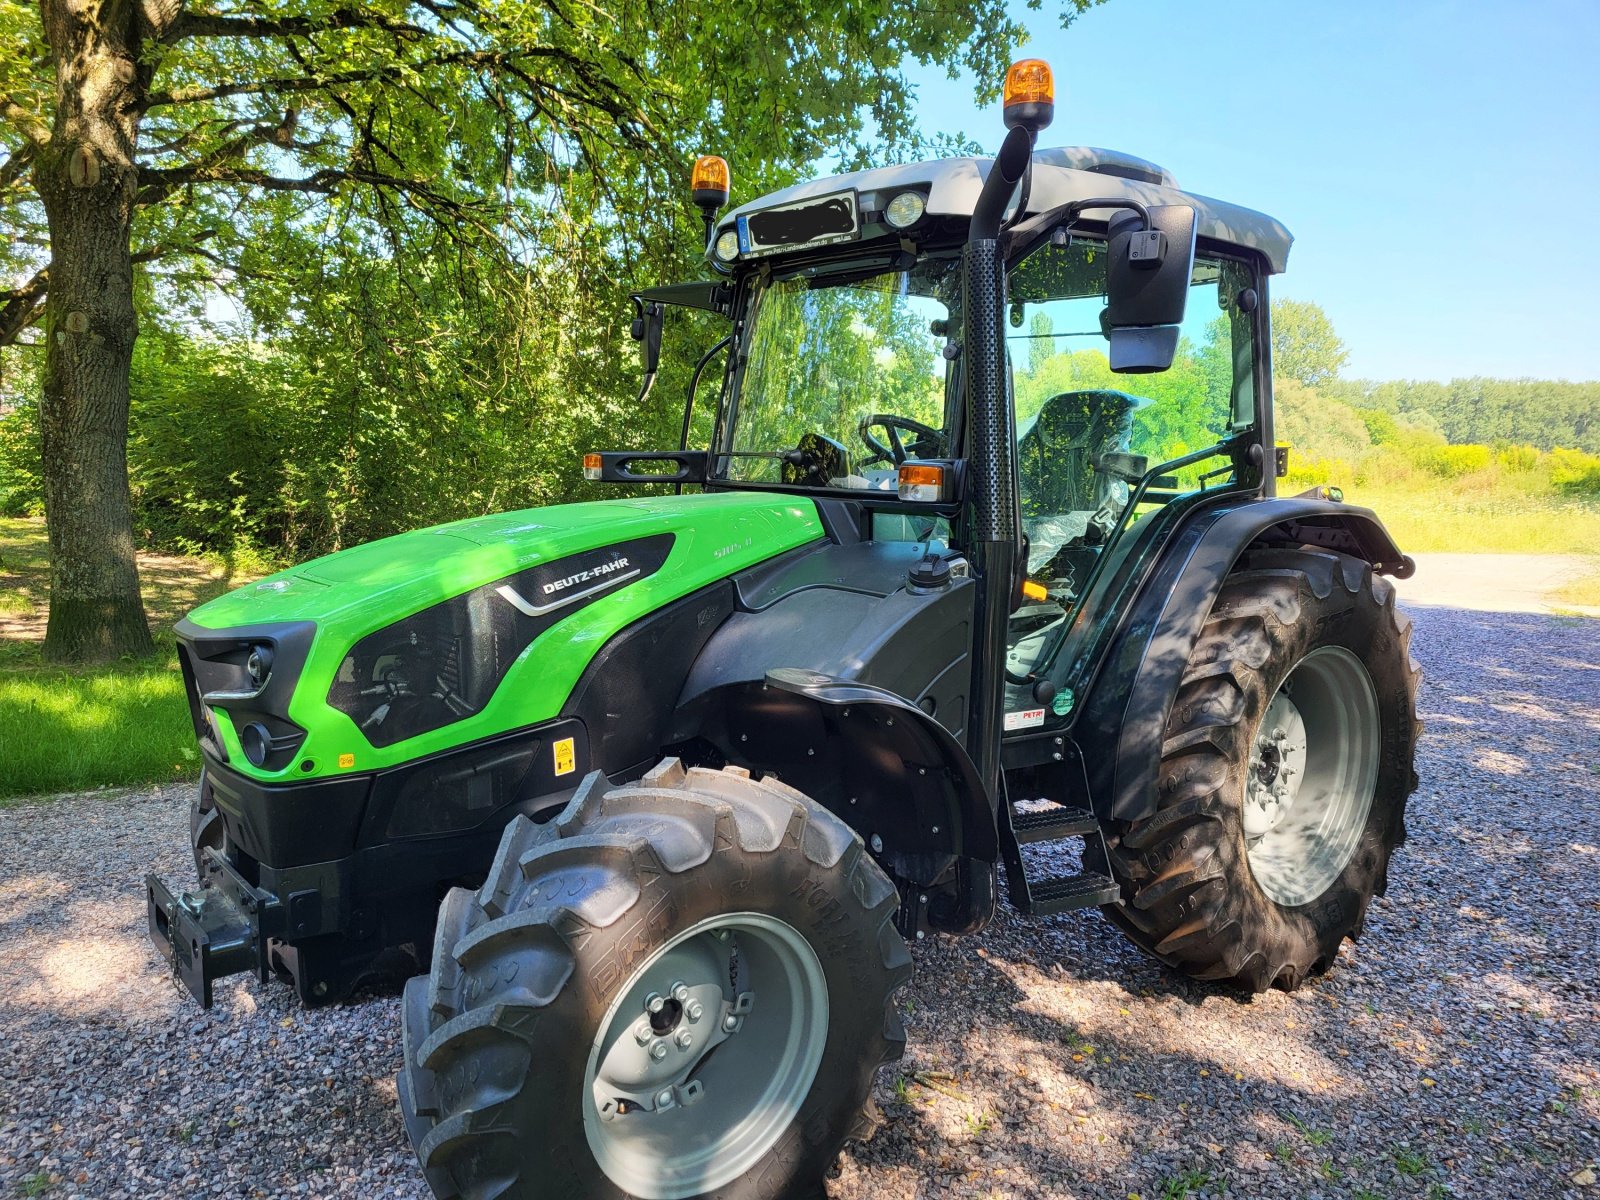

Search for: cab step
xmin=1025 ymin=871 xmax=1121 ymax=914
xmin=1010 ymin=805 xmax=1098 ymax=844
xmin=1001 ymin=797 xmax=1122 ymax=917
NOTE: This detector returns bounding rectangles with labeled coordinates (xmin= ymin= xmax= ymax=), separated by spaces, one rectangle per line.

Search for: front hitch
xmin=147 ymin=849 xmax=285 ymax=1008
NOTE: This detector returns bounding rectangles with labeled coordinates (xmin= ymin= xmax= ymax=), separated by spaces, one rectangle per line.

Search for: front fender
xmin=688 ymin=667 xmax=997 ymax=863
xmin=1078 ymin=497 xmax=1408 ymax=824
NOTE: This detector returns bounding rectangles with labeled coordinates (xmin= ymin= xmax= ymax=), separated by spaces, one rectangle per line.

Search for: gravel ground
xmin=2 ymin=604 xmax=1597 ymax=1199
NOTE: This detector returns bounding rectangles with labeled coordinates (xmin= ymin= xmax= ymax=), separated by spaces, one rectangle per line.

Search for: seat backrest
xmin=1017 ymin=390 xmax=1140 ymax=516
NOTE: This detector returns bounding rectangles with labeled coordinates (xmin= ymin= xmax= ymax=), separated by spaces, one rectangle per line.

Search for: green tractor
xmin=148 ymin=58 xmax=1420 ymax=1200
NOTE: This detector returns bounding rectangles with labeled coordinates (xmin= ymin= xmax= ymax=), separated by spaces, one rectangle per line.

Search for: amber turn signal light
xmin=583 ymin=453 xmax=603 ymax=481
xmin=1020 ymin=579 xmax=1049 ymax=602
xmin=1003 ymin=58 xmax=1055 ymax=132
xmin=897 ymin=462 xmax=945 ymax=502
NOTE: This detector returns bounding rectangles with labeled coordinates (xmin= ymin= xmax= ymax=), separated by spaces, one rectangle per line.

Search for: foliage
xmin=1270 ymin=299 xmax=1348 ymax=387
xmin=1549 ymin=448 xmax=1600 ymax=497
xmin=1421 ymin=443 xmax=1492 ymax=478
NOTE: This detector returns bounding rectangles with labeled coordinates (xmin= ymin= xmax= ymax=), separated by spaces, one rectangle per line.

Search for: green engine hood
xmin=184 ymin=492 xmax=824 ymax=779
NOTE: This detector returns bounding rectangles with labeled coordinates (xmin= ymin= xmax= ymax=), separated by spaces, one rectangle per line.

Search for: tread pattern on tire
xmin=398 ymin=759 xmax=911 ymax=1200
xmin=1097 ymin=548 xmax=1422 ymax=992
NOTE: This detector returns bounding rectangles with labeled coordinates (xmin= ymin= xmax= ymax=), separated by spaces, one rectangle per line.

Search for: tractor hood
xmin=179 ymin=492 xmax=825 ymax=779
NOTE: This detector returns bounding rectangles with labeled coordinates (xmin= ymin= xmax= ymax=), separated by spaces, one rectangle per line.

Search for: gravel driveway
xmin=2 ymin=603 xmax=1597 ymax=1199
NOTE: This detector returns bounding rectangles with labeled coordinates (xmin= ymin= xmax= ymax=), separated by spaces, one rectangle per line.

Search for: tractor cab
xmin=633 ymin=126 xmax=1292 ymax=744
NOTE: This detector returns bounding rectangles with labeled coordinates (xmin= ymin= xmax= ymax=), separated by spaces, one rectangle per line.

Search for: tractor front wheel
xmin=1098 ymin=548 xmax=1421 ymax=991
xmin=189 ymin=769 xmax=227 ymax=878
xmin=398 ymin=759 xmax=911 ymax=1200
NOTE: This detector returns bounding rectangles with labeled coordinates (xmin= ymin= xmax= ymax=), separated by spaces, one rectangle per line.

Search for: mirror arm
xmin=1002 ymin=196 xmax=1151 ymax=263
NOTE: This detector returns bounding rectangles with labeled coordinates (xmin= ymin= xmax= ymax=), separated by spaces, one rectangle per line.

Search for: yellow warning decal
xmin=553 ymin=737 xmax=576 ymax=777
xmin=338 ymin=752 xmax=355 ymax=769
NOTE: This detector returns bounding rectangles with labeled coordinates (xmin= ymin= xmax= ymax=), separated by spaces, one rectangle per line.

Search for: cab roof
xmin=715 ymin=146 xmax=1294 ymax=274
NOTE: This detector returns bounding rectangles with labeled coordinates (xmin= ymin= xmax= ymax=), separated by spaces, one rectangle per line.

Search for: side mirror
xmin=1104 ymin=204 xmax=1197 ymax=373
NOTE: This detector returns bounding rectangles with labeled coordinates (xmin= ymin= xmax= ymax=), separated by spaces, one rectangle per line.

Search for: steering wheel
xmin=857 ymin=414 xmax=947 ymax=467
xmin=779 ymin=432 xmax=852 ymax=487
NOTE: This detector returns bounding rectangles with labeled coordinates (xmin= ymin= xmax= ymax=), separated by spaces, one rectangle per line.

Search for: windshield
xmin=716 ymin=257 xmax=960 ymax=489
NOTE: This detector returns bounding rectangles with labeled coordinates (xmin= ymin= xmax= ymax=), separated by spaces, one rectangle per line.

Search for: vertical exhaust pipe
xmin=963 ymin=125 xmax=1033 ymax=801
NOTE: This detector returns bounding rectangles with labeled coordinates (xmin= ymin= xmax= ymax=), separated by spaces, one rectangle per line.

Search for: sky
xmin=904 ymin=0 xmax=1600 ymax=383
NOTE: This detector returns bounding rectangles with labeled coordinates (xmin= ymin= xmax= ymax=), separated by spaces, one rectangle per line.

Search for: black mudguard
xmin=692 ymin=667 xmax=997 ymax=862
xmin=686 ymin=667 xmax=999 ymax=936
xmin=1076 ymin=496 xmax=1408 ymax=825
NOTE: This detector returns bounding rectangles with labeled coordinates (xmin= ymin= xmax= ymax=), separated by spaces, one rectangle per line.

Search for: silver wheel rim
xmin=583 ymin=911 xmax=829 ymax=1199
xmin=1244 ymin=645 xmax=1380 ymax=908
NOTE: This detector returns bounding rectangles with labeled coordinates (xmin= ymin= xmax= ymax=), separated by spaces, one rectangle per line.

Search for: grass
xmin=1553 ymin=568 xmax=1600 ymax=609
xmin=1157 ymin=1168 xmax=1217 ymax=1199
xmin=1317 ymin=480 xmax=1600 ymax=556
xmin=0 ymin=517 xmax=259 ymax=801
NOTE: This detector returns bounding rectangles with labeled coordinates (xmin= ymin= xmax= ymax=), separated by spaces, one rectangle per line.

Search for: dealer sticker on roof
xmin=1003 ymin=708 xmax=1046 ymax=731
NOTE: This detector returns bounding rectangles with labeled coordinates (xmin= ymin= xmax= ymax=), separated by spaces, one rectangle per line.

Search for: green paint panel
xmin=186 ymin=493 xmax=824 ymax=780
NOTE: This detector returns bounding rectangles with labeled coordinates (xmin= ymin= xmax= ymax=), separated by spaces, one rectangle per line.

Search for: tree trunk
xmin=34 ymin=0 xmax=155 ymax=662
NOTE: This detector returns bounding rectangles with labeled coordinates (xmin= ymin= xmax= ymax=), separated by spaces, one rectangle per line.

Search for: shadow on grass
xmin=0 ymin=666 xmax=197 ymax=799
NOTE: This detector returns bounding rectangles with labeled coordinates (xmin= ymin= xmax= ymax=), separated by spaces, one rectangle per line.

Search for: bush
xmin=1549 ymin=447 xmax=1600 ymax=496
xmin=0 ymin=397 xmax=44 ymax=517
xmin=1496 ymin=443 xmax=1542 ymax=473
xmin=1421 ymin=443 xmax=1492 ymax=478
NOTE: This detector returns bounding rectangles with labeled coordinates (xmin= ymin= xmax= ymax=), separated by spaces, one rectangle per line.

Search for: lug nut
xmin=645 ymin=992 xmax=665 ymax=1015
xmin=675 ymin=1029 xmax=694 ymax=1050
xmin=671 ymin=981 xmax=690 ymax=1004
xmin=686 ymin=1001 xmax=704 ymax=1022
xmin=650 ymin=1041 xmax=668 ymax=1061
xmin=635 ymin=1023 xmax=653 ymax=1046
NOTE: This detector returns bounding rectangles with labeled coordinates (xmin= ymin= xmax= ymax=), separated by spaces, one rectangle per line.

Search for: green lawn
xmin=0 ymin=518 xmax=259 ymax=801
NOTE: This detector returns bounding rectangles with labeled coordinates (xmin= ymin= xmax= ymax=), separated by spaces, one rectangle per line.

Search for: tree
xmin=1270 ymin=298 xmax=1348 ymax=388
xmin=1 ymin=0 xmax=1103 ymax=662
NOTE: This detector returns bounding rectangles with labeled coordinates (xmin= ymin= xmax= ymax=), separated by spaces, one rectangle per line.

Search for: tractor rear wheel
xmin=1097 ymin=548 xmax=1421 ymax=991
xmin=398 ymin=759 xmax=911 ymax=1200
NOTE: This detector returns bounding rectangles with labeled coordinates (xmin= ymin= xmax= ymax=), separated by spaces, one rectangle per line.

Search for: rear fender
xmin=1078 ymin=497 xmax=1408 ymax=824
xmin=689 ymin=667 xmax=997 ymax=863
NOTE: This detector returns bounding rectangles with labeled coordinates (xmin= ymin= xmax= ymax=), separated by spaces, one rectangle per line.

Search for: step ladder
xmin=1001 ymin=798 xmax=1121 ymax=916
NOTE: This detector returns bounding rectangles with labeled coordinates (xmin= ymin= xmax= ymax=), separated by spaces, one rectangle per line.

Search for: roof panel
xmin=716 ymin=148 xmax=1294 ymax=274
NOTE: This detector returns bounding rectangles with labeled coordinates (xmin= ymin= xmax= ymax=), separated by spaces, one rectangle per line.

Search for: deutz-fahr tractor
xmin=149 ymin=58 xmax=1421 ymax=1200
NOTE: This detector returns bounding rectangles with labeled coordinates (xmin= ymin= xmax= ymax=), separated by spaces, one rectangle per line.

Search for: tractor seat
xmin=1016 ymin=389 xmax=1142 ymax=574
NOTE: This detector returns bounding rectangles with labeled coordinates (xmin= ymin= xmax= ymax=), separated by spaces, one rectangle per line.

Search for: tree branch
xmin=1 ymin=94 xmax=51 ymax=147
xmin=0 ymin=265 xmax=49 ymax=348
xmin=167 ymin=7 xmax=426 ymax=42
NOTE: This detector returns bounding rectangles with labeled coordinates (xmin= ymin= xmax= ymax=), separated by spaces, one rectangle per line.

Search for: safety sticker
xmin=338 ymin=752 xmax=355 ymax=769
xmin=1003 ymin=708 xmax=1046 ymax=731
xmin=553 ymin=737 xmax=576 ymax=776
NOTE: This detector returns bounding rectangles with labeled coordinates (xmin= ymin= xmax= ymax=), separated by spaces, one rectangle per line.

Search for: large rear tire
xmin=398 ymin=759 xmax=911 ymax=1200
xmin=1096 ymin=548 xmax=1421 ymax=991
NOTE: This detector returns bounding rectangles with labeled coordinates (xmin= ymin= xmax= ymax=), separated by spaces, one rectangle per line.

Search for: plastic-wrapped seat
xmin=1016 ymin=389 xmax=1141 ymax=572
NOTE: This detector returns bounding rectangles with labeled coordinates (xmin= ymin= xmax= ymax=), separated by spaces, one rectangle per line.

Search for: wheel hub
xmin=1243 ymin=646 xmax=1381 ymax=908
xmin=583 ymin=912 xmax=828 ymax=1200
xmin=1244 ymin=693 xmax=1308 ymax=840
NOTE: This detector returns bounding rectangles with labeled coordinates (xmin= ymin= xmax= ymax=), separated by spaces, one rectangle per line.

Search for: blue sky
xmin=905 ymin=0 xmax=1599 ymax=382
